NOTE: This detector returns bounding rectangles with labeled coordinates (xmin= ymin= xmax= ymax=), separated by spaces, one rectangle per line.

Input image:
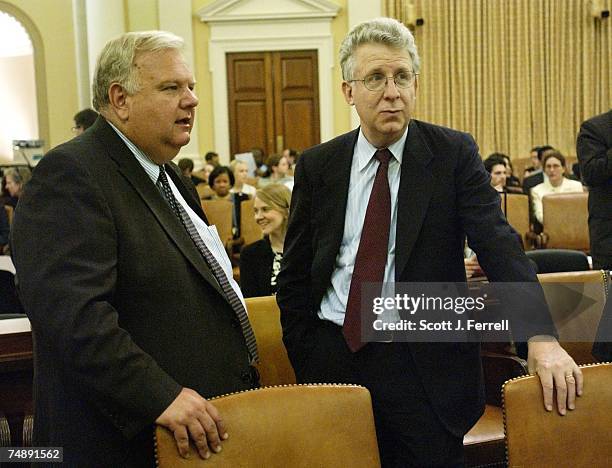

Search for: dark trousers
xmin=295 ymin=320 xmax=464 ymax=468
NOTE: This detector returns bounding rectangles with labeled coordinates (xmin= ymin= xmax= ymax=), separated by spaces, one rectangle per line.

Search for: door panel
xmin=227 ymin=50 xmax=319 ymax=158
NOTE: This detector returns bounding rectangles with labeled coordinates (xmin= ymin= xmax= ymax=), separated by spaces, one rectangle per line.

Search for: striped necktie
xmin=157 ymin=165 xmax=258 ymax=363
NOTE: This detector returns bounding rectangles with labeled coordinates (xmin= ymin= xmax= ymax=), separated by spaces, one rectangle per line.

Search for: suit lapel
xmin=320 ymin=130 xmax=358 ymax=261
xmin=95 ymin=119 xmax=225 ymax=298
xmin=395 ymin=120 xmax=435 ymax=279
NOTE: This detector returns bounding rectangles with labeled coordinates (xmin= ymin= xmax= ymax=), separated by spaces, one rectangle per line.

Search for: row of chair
xmin=155 ymin=271 xmax=611 ymax=467
xmin=201 ymin=192 xmax=590 ymax=258
xmin=501 ymin=192 xmax=590 ymax=251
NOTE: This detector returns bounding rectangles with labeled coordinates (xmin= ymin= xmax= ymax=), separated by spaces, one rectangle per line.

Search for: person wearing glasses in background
xmin=72 ymin=108 xmax=99 ymax=135
xmin=277 ymin=17 xmax=582 ymax=467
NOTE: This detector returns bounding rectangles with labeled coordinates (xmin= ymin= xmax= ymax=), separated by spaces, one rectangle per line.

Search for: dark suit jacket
xmin=522 ymin=171 xmax=544 ymax=196
xmin=240 ymin=238 xmax=274 ymax=298
xmin=277 ymin=120 xmax=554 ymax=437
xmin=10 ymin=117 xmax=254 ymax=467
xmin=577 ymin=109 xmax=612 ymax=269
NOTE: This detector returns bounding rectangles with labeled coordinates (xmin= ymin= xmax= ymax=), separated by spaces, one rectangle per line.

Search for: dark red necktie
xmin=343 ymin=148 xmax=392 ymax=352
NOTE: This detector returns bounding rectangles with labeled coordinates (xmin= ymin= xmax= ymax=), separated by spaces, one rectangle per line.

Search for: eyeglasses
xmin=349 ymin=71 xmax=418 ymax=91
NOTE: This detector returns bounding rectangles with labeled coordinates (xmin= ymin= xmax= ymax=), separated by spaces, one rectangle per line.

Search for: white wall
xmin=0 ymin=54 xmax=38 ymax=161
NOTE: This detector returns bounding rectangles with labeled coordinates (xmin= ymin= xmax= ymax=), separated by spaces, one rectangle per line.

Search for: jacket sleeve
xmin=276 ymin=154 xmax=320 ymax=366
xmin=10 ymin=151 xmax=182 ymax=439
xmin=453 ymin=133 xmax=556 ymax=340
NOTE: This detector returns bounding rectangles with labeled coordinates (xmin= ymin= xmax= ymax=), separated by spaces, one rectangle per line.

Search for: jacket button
xmin=241 ymin=370 xmax=252 ymax=384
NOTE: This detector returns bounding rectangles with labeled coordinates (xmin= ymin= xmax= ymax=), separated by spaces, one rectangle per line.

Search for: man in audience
xmin=484 ymin=154 xmax=507 ymax=192
xmin=278 ymin=17 xmax=582 ymax=467
xmin=72 ymin=108 xmax=98 ymax=135
xmin=577 ymin=109 xmax=612 ymax=361
xmin=11 ymin=31 xmax=258 ymax=467
xmin=205 ymin=150 xmax=220 ymax=167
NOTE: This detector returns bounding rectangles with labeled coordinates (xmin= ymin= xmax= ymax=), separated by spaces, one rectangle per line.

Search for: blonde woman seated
xmin=531 ymin=150 xmax=584 ymax=224
xmin=258 ymin=154 xmax=294 ymax=190
xmin=239 ymin=184 xmax=291 ymax=297
xmin=230 ymin=159 xmax=257 ymax=197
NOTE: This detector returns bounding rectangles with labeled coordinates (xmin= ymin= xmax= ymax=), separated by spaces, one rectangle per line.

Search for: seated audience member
xmin=523 ymin=146 xmax=542 ymax=178
xmin=205 ymin=151 xmax=220 ymax=167
xmin=240 ymin=184 xmax=291 ymax=297
xmin=483 ymin=154 xmax=507 ymax=192
xmin=3 ymin=167 xmax=32 ymax=207
xmin=523 ymin=145 xmax=554 ymax=195
xmin=177 ymin=157 xmax=200 ymax=186
xmin=230 ymin=160 xmax=257 ymax=197
xmin=282 ymin=148 xmax=300 ymax=175
xmin=531 ymin=150 xmax=584 ymax=224
xmin=208 ymin=166 xmax=234 ymax=200
xmin=258 ymin=154 xmax=294 ymax=190
xmin=72 ymin=108 xmax=98 ymax=135
xmin=496 ymin=153 xmax=522 ymax=192
xmin=251 ymin=147 xmax=267 ymax=177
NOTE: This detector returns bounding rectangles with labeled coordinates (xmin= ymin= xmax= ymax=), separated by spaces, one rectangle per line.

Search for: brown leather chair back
xmin=155 ymin=384 xmax=381 ymax=468
xmin=202 ymin=200 xmax=233 ymax=246
xmin=542 ymin=192 xmax=589 ymax=250
xmin=245 ymin=296 xmax=296 ymax=386
xmin=504 ymin=362 xmax=612 ymax=467
xmin=240 ymin=199 xmax=263 ymax=246
xmin=500 ymin=194 xmax=529 ymax=248
xmin=511 ymin=157 xmax=532 ymax=183
xmin=4 ymin=205 xmax=13 ymax=225
xmin=537 ymin=270 xmax=610 ymax=364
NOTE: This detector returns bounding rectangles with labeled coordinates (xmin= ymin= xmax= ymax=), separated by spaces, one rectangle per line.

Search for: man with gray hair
xmin=278 ymin=17 xmax=581 ymax=466
xmin=11 ymin=31 xmax=258 ymax=466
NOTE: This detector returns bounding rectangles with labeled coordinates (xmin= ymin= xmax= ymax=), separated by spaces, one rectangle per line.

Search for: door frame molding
xmin=199 ymin=1 xmax=339 ymax=161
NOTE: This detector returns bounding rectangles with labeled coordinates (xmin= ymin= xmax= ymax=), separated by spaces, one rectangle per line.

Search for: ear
xmin=108 ymin=83 xmax=130 ymax=121
xmin=342 ymin=81 xmax=355 ymax=106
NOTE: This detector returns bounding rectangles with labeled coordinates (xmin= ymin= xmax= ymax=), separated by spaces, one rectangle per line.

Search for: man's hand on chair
xmin=157 ymin=388 xmax=227 ymax=459
xmin=527 ymin=337 xmax=583 ymax=415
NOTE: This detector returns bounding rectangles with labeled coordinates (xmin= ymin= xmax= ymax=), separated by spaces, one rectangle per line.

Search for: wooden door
xmin=227 ymin=50 xmax=320 ymax=158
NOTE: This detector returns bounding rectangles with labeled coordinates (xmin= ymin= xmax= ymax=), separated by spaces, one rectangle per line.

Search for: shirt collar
xmin=107 ymin=120 xmax=160 ymax=184
xmin=356 ymin=125 xmax=408 ymax=172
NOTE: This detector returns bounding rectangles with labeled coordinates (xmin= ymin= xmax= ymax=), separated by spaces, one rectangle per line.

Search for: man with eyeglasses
xmin=278 ymin=17 xmax=581 ymax=467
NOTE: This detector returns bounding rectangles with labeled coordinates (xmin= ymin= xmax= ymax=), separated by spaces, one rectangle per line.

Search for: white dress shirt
xmin=318 ymin=127 xmax=408 ymax=325
xmin=108 ymin=122 xmax=247 ymax=308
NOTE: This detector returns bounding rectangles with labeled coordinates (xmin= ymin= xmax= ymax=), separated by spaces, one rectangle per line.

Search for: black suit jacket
xmin=577 ymin=109 xmax=612 ymax=269
xmin=10 ymin=117 xmax=254 ymax=467
xmin=240 ymin=238 xmax=274 ymax=298
xmin=277 ymin=120 xmax=554 ymax=436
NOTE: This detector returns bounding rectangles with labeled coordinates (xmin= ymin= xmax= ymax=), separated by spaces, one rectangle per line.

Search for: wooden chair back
xmin=500 ymin=194 xmax=529 ymax=248
xmin=504 ymin=363 xmax=612 ymax=467
xmin=541 ymin=192 xmax=589 ymax=251
xmin=244 ymin=296 xmax=295 ymax=386
xmin=4 ymin=205 xmax=13 ymax=225
xmin=201 ymin=200 xmax=233 ymax=246
xmin=155 ymin=385 xmax=381 ymax=468
xmin=240 ymin=199 xmax=263 ymax=246
xmin=537 ymin=270 xmax=609 ymax=364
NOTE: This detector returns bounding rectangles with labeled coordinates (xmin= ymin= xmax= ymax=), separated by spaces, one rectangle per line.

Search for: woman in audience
xmin=531 ymin=151 xmax=584 ymax=224
xmin=208 ymin=165 xmax=234 ymax=200
xmin=230 ymin=160 xmax=257 ymax=197
xmin=258 ymin=154 xmax=294 ymax=190
xmin=239 ymin=184 xmax=291 ymax=297
xmin=3 ymin=167 xmax=32 ymax=207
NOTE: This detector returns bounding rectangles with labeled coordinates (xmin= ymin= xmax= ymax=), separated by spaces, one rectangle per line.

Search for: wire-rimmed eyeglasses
xmin=348 ymin=71 xmax=418 ymax=91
